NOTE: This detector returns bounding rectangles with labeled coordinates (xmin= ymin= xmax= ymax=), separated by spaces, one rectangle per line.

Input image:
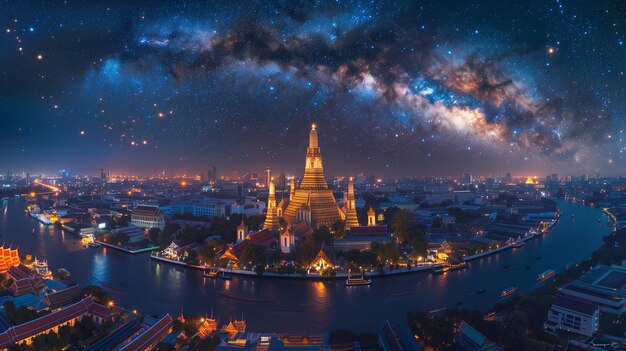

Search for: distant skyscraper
xmin=463 ymin=173 xmax=473 ymax=184
xmin=265 ymin=167 xmax=272 ymax=188
xmin=505 ymin=172 xmax=512 ymax=183
xmin=208 ymin=165 xmax=217 ymax=184
xmin=355 ymin=173 xmax=365 ymax=185
xmin=552 ymin=173 xmax=558 ymax=183
xmin=25 ymin=173 xmax=30 ymax=186
xmin=100 ymin=169 xmax=107 ymax=183
xmin=250 ymin=172 xmax=259 ymax=182
xmin=278 ymin=172 xmax=286 ymax=189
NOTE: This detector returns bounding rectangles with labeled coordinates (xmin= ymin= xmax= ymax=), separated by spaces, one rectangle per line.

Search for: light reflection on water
xmin=0 ymin=198 xmax=611 ymax=332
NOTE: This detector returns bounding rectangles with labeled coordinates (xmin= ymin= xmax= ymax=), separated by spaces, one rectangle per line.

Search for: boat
xmin=598 ymin=218 xmax=603 ymax=223
xmin=565 ymin=262 xmax=576 ymax=270
xmin=475 ymin=288 xmax=486 ymax=295
xmin=537 ymin=269 xmax=555 ymax=282
xmin=88 ymin=242 xmax=101 ymax=248
xmin=218 ymin=270 xmax=232 ymax=280
xmin=449 ymin=262 xmax=468 ymax=270
xmin=432 ymin=264 xmax=450 ymax=274
xmin=31 ymin=228 xmax=35 ymax=235
xmin=500 ymin=286 xmax=518 ymax=298
xmin=346 ymin=271 xmax=372 ymax=286
xmin=512 ymin=241 xmax=526 ymax=248
xmin=204 ymin=267 xmax=219 ymax=278
xmin=571 ymin=214 xmax=575 ymax=219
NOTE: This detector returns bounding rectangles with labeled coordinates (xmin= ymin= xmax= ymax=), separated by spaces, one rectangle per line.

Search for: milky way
xmin=1 ymin=1 xmax=624 ymax=176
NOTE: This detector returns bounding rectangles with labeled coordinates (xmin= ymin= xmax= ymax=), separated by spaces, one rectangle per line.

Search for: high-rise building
xmin=265 ymin=167 xmax=271 ymax=188
xmin=505 ymin=172 xmax=512 ymax=183
xmin=278 ymin=172 xmax=286 ymax=189
xmin=207 ymin=165 xmax=217 ymax=184
xmin=283 ymin=124 xmax=341 ymax=228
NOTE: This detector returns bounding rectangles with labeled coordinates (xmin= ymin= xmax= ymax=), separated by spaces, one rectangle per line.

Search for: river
xmin=0 ymin=198 xmax=610 ymax=333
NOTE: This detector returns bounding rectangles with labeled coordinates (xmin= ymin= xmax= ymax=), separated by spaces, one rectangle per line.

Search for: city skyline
xmin=1 ymin=1 xmax=625 ymax=176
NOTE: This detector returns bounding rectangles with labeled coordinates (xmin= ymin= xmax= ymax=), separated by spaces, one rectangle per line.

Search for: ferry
xmin=512 ymin=241 xmax=526 ymax=248
xmin=204 ymin=267 xmax=219 ymax=278
xmin=537 ymin=269 xmax=556 ymax=282
xmin=432 ymin=264 xmax=450 ymax=274
xmin=449 ymin=262 xmax=468 ymax=270
xmin=565 ymin=262 xmax=576 ymax=271
xmin=571 ymin=214 xmax=575 ymax=220
xmin=218 ymin=270 xmax=232 ymax=280
xmin=88 ymin=242 xmax=101 ymax=248
xmin=500 ymin=286 xmax=518 ymax=298
xmin=346 ymin=272 xmax=372 ymax=286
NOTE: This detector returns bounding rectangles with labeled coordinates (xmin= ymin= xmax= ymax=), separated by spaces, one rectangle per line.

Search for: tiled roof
xmin=0 ymin=246 xmax=21 ymax=273
xmin=132 ymin=205 xmax=163 ymax=217
xmin=349 ymin=225 xmax=388 ymax=237
xmin=379 ymin=321 xmax=402 ymax=351
xmin=552 ymin=295 xmax=598 ymax=316
xmin=118 ymin=314 xmax=173 ymax=351
xmin=248 ymin=229 xmax=276 ymax=247
xmin=8 ymin=264 xmax=45 ymax=297
xmin=0 ymin=296 xmax=111 ymax=347
xmin=292 ymin=222 xmax=313 ymax=239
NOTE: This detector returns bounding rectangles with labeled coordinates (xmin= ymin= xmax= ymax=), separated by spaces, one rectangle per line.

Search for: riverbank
xmin=97 ymin=240 xmax=160 ymax=254
xmin=149 ymin=221 xmax=556 ymax=280
xmin=150 ymin=253 xmax=443 ymax=279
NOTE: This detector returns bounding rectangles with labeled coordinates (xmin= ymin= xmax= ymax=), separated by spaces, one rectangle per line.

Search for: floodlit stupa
xmin=283 ymin=124 xmax=342 ymax=228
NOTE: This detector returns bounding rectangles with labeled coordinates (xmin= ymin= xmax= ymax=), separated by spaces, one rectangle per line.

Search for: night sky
xmin=1 ymin=1 xmax=625 ymax=177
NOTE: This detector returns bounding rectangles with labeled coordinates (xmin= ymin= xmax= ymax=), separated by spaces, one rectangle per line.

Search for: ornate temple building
xmin=282 ymin=124 xmax=342 ymax=228
xmin=342 ymin=177 xmax=359 ymax=230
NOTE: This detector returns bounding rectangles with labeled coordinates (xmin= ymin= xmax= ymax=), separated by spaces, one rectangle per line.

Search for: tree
xmin=83 ymin=285 xmax=110 ymax=305
xmin=387 ymin=208 xmax=413 ymax=243
xmin=313 ymin=225 xmax=333 ymax=245
xmin=331 ymin=220 xmax=346 ymax=239
xmin=239 ymin=244 xmax=267 ymax=271
xmin=148 ymin=227 xmax=161 ymax=242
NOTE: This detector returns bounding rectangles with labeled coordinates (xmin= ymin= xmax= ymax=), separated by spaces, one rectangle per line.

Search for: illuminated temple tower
xmin=283 ymin=124 xmax=342 ymax=228
xmin=263 ymin=179 xmax=279 ymax=231
xmin=343 ymin=177 xmax=359 ymax=230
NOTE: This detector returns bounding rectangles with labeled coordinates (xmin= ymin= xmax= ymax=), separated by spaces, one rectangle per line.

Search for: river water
xmin=0 ymin=198 xmax=610 ymax=333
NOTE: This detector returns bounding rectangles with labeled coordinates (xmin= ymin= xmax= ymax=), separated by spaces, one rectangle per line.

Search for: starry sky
xmin=1 ymin=0 xmax=625 ymax=177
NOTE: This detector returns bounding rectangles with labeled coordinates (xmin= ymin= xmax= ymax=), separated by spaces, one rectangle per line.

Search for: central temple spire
xmin=300 ymin=123 xmax=328 ymax=190
xmin=283 ymin=123 xmax=341 ymax=228
xmin=309 ymin=123 xmax=318 ymax=149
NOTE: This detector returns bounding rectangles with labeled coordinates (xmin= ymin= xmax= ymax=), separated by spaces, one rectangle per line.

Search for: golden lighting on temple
xmin=524 ymin=176 xmax=539 ymax=185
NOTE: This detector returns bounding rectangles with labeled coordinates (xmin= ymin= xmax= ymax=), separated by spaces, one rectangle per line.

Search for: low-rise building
xmin=131 ymin=205 xmax=165 ymax=231
xmin=544 ymin=295 xmax=599 ymax=337
xmin=558 ymin=263 xmax=626 ymax=315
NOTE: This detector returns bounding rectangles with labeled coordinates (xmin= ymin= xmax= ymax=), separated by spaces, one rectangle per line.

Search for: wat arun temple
xmin=263 ymin=124 xmax=361 ymax=230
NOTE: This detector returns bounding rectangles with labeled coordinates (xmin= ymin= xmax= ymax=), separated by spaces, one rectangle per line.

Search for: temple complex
xmin=283 ymin=124 xmax=342 ymax=228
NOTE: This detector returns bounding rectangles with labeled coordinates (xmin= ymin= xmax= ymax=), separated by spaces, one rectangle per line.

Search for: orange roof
xmin=0 ymin=245 xmax=20 ymax=273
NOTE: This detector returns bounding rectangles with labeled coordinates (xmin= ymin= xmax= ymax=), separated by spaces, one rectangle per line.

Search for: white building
xmin=544 ymin=295 xmax=599 ymax=337
xmin=130 ymin=205 xmax=165 ymax=231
